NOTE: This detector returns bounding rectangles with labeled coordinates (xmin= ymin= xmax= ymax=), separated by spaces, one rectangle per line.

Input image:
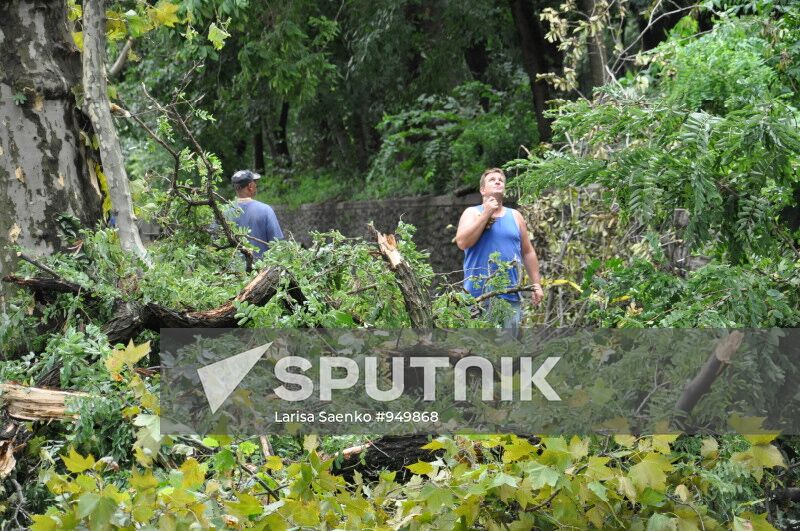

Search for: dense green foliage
xmin=2 ymin=1 xmax=800 ymax=530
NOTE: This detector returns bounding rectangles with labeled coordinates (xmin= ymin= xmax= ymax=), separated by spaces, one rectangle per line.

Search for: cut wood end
xmin=0 ymin=441 xmax=16 ymax=479
xmin=714 ymin=331 xmax=744 ymax=363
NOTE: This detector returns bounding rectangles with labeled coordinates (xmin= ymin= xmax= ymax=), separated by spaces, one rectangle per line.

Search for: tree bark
xmin=509 ymin=0 xmax=553 ymax=141
xmin=674 ymin=332 xmax=744 ymax=417
xmin=275 ymin=101 xmax=292 ymax=167
xmin=253 ymin=122 xmax=265 ymax=174
xmin=0 ymin=0 xmax=103 ymax=306
xmin=580 ymin=0 xmax=609 ymax=91
xmin=368 ymin=225 xmax=434 ymax=329
xmin=82 ymin=0 xmax=148 ymax=263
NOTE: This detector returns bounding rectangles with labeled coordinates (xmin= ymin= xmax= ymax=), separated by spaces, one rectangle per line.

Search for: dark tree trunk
xmin=0 ymin=0 xmax=103 ymax=306
xmin=581 ymin=0 xmax=608 ymax=92
xmin=464 ymin=40 xmax=490 ymax=84
xmin=253 ymin=124 xmax=265 ymax=173
xmin=275 ymin=101 xmax=291 ymax=168
xmin=509 ymin=0 xmax=553 ymax=141
xmin=640 ymin=1 xmax=692 ymax=51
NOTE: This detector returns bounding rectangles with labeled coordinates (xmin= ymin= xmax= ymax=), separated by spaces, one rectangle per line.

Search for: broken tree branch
xmin=674 ymin=331 xmax=744 ymax=415
xmin=82 ymin=0 xmax=149 ymax=264
xmin=368 ymin=224 xmax=433 ymax=328
xmin=109 ymin=37 xmax=133 ymax=78
xmin=0 ymin=383 xmax=89 ymax=421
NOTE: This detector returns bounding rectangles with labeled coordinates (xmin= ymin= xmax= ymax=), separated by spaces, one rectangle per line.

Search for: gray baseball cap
xmin=231 ymin=170 xmax=261 ymax=185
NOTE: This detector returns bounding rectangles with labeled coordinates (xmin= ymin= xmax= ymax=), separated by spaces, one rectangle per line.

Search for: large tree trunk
xmin=82 ymin=0 xmax=148 ymax=263
xmin=510 ymin=0 xmax=553 ymax=142
xmin=0 ymin=0 xmax=103 ymax=308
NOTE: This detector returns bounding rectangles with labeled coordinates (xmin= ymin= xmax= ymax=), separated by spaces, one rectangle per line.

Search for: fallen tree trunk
xmin=0 ymin=383 xmax=89 ymax=421
xmin=3 ymin=265 xmax=302 ymax=345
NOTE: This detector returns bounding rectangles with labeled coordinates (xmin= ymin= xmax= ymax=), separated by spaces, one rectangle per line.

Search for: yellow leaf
xmin=546 ymin=278 xmax=582 ymax=292
xmin=650 ymin=434 xmax=679 ymax=454
xmin=303 ymin=434 xmax=319 ymax=453
xmin=92 ymin=162 xmax=112 ymax=219
xmin=568 ymin=435 xmax=589 ymax=460
xmin=130 ymin=468 xmax=158 ymax=490
xmin=105 ymin=341 xmax=151 ymax=378
xmin=503 ymin=437 xmax=537 ymax=463
xmin=616 ymin=475 xmax=637 ymax=503
xmin=675 ymin=484 xmax=691 ymax=503
xmin=179 ymin=458 xmax=207 ymax=490
xmin=149 ymin=1 xmax=180 ymax=28
xmin=72 ymin=31 xmax=83 ymax=51
xmin=700 ymin=438 xmax=718 ymax=459
xmin=421 ymin=438 xmax=447 ymax=451
xmin=736 ymin=512 xmax=779 ymax=531
xmin=406 ymin=460 xmax=434 ymax=476
xmin=264 ymin=455 xmax=283 ymax=471
xmin=728 ymin=414 xmax=779 ymax=445
xmin=62 ymin=447 xmax=95 ymax=474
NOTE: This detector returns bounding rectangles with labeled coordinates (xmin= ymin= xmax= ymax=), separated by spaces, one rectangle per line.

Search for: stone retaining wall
xmin=272 ymin=193 xmax=486 ymax=278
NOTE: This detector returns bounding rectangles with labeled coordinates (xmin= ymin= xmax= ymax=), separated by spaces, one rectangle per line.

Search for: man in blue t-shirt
xmin=455 ymin=168 xmax=543 ymax=327
xmin=230 ymin=170 xmax=284 ymax=259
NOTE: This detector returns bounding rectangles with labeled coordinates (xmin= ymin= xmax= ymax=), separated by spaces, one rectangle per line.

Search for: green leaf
xmin=77 ymin=492 xmax=101 ymax=519
xmin=213 ymin=449 xmax=236 ymax=472
xmin=587 ymin=480 xmax=608 ymax=502
xmin=525 ymin=463 xmax=561 ymax=490
xmin=226 ymin=492 xmax=264 ymax=519
xmin=490 ymin=472 xmax=519 ymax=489
xmin=208 ymin=22 xmax=231 ymax=50
xmin=629 ymin=453 xmax=673 ymax=493
xmin=647 ymin=513 xmax=677 ymax=531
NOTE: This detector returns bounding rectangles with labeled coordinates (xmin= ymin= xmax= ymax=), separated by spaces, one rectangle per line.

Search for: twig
xmin=259 ymin=435 xmax=272 ymax=458
xmin=17 ymin=252 xmax=61 ymax=278
xmin=474 ymin=285 xmax=535 ymax=303
xmin=528 ymin=488 xmax=560 ymax=512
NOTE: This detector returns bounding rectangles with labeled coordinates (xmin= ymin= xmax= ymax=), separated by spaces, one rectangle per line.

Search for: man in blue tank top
xmin=230 ymin=170 xmax=284 ymax=259
xmin=455 ymin=168 xmax=543 ymax=327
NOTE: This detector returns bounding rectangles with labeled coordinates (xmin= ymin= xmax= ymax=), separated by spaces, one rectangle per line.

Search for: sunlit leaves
xmin=207 ymin=22 xmax=230 ymax=50
xmin=62 ymin=447 xmax=96 ymax=474
xmin=148 ymin=1 xmax=181 ymax=28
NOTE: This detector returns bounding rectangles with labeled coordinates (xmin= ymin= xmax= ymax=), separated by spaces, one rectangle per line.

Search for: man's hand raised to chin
xmin=482 ymin=194 xmax=501 ymax=216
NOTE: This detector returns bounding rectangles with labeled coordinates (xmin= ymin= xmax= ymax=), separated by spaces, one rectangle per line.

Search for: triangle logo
xmin=197 ymin=342 xmax=272 ymax=413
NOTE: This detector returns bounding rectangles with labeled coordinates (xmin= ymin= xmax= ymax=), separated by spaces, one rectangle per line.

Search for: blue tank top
xmin=463 ymin=206 xmax=522 ymax=302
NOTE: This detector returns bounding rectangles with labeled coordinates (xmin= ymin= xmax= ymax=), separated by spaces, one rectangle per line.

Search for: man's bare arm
xmin=455 ymin=207 xmax=491 ymax=250
xmin=515 ymin=210 xmax=543 ymax=304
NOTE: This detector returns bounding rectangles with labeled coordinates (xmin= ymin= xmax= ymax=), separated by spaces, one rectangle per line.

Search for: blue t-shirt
xmin=463 ymin=206 xmax=522 ymax=302
xmin=231 ymin=200 xmax=284 ymax=258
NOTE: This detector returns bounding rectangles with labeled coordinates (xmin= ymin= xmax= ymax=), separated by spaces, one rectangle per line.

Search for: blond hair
xmin=479 ymin=168 xmax=506 ymax=189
